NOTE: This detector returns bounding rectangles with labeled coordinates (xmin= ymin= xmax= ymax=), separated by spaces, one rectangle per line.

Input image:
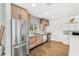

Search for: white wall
xmin=0 ymin=3 xmax=11 ymax=56
xmin=49 ymin=15 xmax=79 ymax=45
xmin=4 ymin=4 xmax=11 ymax=56
xmin=0 ymin=3 xmax=6 ymax=56
xmin=0 ymin=3 xmax=4 ymax=26
xmin=48 ymin=17 xmax=70 ymax=45
xmin=0 ymin=4 xmax=2 ymax=25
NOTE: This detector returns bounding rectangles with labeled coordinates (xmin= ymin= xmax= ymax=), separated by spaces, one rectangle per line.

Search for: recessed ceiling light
xmin=45 ymin=12 xmax=48 ymax=15
xmin=51 ymin=17 xmax=55 ymax=20
xmin=51 ymin=17 xmax=54 ymax=19
xmin=32 ymin=4 xmax=36 ymax=7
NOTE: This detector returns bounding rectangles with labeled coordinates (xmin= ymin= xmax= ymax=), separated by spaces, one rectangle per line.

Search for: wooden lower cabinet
xmin=29 ymin=36 xmax=36 ymax=49
xmin=29 ymin=34 xmax=42 ymax=49
xmin=36 ymin=34 xmax=41 ymax=46
xmin=29 ymin=34 xmax=48 ymax=50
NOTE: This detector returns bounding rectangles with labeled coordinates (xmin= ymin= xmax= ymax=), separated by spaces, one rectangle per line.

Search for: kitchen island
xmin=63 ymin=30 xmax=79 ymax=56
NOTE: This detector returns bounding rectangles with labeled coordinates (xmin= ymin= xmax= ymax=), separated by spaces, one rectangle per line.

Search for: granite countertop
xmin=29 ymin=34 xmax=36 ymax=37
xmin=63 ymin=30 xmax=79 ymax=36
xmin=63 ymin=30 xmax=79 ymax=32
xmin=29 ymin=32 xmax=50 ymax=37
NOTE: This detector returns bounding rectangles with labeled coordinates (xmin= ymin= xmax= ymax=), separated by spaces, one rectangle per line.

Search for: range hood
xmin=66 ymin=17 xmax=79 ymax=24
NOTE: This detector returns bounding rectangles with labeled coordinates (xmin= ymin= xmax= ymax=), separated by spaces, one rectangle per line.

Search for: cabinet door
xmin=42 ymin=34 xmax=47 ymax=42
xmin=63 ymin=35 xmax=69 ymax=45
xmin=28 ymin=14 xmax=31 ymax=21
xmin=36 ymin=35 xmax=41 ymax=45
xmin=45 ymin=20 xmax=49 ymax=26
xmin=16 ymin=7 xmax=21 ymax=19
xmin=21 ymin=9 xmax=28 ymax=21
xmin=29 ymin=36 xmax=36 ymax=49
xmin=29 ymin=37 xmax=36 ymax=44
xmin=69 ymin=36 xmax=79 ymax=56
xmin=11 ymin=4 xmax=17 ymax=19
xmin=11 ymin=4 xmax=21 ymax=19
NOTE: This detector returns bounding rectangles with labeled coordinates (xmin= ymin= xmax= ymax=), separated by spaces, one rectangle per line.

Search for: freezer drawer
xmin=12 ymin=43 xmax=29 ymax=56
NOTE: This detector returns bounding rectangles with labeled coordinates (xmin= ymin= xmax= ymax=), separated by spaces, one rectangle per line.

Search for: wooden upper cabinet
xmin=16 ymin=7 xmax=21 ymax=19
xmin=11 ymin=4 xmax=17 ymax=19
xmin=11 ymin=4 xmax=31 ymax=21
xmin=21 ymin=9 xmax=28 ymax=21
xmin=40 ymin=18 xmax=49 ymax=26
xmin=28 ymin=14 xmax=31 ymax=21
xmin=11 ymin=4 xmax=21 ymax=19
xmin=45 ymin=20 xmax=49 ymax=26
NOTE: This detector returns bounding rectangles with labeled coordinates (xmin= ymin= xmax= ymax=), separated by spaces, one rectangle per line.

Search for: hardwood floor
xmin=30 ymin=40 xmax=69 ymax=56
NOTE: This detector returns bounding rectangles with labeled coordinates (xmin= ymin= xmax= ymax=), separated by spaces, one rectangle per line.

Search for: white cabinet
xmin=69 ymin=36 xmax=79 ymax=56
xmin=42 ymin=34 xmax=47 ymax=42
xmin=63 ymin=35 xmax=70 ymax=45
xmin=63 ymin=23 xmax=79 ymax=45
xmin=67 ymin=23 xmax=79 ymax=31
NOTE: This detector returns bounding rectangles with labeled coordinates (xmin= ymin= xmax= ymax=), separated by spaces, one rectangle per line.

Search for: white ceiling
xmin=14 ymin=3 xmax=79 ymax=20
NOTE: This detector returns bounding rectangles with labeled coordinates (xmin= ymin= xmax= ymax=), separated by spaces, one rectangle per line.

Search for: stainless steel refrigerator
xmin=11 ymin=18 xmax=29 ymax=56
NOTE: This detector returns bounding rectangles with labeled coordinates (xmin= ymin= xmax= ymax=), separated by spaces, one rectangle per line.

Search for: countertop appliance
xmin=72 ymin=32 xmax=79 ymax=35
